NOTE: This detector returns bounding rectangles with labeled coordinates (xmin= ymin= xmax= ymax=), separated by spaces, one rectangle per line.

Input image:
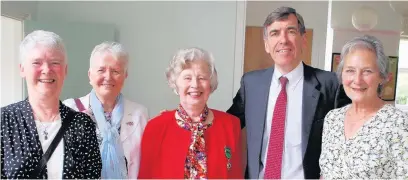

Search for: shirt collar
xmin=273 ymin=62 xmax=304 ymax=90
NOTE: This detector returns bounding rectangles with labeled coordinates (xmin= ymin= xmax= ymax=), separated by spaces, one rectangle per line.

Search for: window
xmin=1 ymin=16 xmax=24 ymax=107
xmin=395 ymin=38 xmax=408 ymax=111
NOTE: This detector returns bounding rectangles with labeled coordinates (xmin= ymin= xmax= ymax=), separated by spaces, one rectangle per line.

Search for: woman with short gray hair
xmin=64 ymin=41 xmax=149 ymax=179
xmin=1 ymin=30 xmax=101 ymax=179
xmin=319 ymin=35 xmax=408 ymax=179
xmin=138 ymin=47 xmax=243 ymax=179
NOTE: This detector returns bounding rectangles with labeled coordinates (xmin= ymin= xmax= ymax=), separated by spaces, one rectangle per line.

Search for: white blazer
xmin=63 ymin=94 xmax=149 ymax=179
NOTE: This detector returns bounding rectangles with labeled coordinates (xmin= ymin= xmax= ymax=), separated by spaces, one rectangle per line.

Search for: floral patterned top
xmin=175 ymin=104 xmax=211 ymax=179
xmin=319 ymin=104 xmax=408 ymax=179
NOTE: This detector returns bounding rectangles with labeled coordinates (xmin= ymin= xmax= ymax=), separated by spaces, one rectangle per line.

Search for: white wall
xmin=246 ymin=1 xmax=329 ymax=69
xmin=332 ymin=30 xmax=401 ymax=56
xmin=331 ymin=1 xmax=403 ymax=31
xmin=330 ymin=1 xmax=403 ymax=56
xmin=34 ymin=1 xmax=238 ymax=116
xmin=1 ymin=1 xmax=37 ymax=20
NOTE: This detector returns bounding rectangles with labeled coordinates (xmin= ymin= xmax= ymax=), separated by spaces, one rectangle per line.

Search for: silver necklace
xmin=36 ymin=113 xmax=59 ymax=140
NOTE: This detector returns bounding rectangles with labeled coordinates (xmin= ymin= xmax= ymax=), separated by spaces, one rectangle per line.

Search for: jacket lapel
xmin=19 ymin=99 xmax=45 ymax=177
xmin=20 ymin=99 xmax=43 ymax=152
xmin=301 ymin=64 xmax=320 ymax=157
xmin=253 ymin=67 xmax=274 ymax=171
xmin=120 ymin=100 xmax=137 ymax=142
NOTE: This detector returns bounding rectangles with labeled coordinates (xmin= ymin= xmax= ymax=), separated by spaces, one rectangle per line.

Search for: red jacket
xmin=138 ymin=109 xmax=243 ymax=179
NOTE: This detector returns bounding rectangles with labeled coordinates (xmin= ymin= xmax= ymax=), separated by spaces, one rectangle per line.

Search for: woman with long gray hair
xmin=319 ymin=35 xmax=408 ymax=179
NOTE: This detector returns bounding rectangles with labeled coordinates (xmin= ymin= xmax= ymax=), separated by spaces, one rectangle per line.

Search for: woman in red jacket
xmin=138 ymin=47 xmax=243 ymax=179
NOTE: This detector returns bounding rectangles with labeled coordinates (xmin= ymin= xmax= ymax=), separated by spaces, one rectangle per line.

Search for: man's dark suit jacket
xmin=227 ymin=63 xmax=351 ymax=179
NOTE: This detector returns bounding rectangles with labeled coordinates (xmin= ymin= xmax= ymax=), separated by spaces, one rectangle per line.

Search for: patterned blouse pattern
xmin=319 ymin=104 xmax=408 ymax=179
xmin=1 ymin=99 xmax=101 ymax=179
xmin=176 ymin=104 xmax=211 ymax=179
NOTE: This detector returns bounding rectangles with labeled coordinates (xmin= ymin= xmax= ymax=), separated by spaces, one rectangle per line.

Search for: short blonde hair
xmin=165 ymin=47 xmax=218 ymax=94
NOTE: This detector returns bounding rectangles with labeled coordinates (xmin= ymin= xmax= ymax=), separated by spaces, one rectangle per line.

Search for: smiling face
xmin=264 ymin=14 xmax=306 ymax=73
xmin=175 ymin=60 xmax=212 ymax=110
xmin=20 ymin=44 xmax=67 ymax=99
xmin=341 ymin=49 xmax=384 ymax=103
xmin=88 ymin=52 xmax=128 ymax=99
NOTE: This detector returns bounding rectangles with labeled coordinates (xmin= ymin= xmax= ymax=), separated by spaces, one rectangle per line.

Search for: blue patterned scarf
xmin=90 ymin=89 xmax=127 ymax=179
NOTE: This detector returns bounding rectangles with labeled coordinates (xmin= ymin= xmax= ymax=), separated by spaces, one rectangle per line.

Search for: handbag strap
xmin=34 ymin=111 xmax=74 ymax=177
xmin=74 ymin=98 xmax=86 ymax=112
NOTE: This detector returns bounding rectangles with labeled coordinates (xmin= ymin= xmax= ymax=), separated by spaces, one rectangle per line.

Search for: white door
xmin=1 ymin=16 xmax=24 ymax=107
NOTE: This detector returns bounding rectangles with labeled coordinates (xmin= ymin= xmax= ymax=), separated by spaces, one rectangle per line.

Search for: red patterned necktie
xmin=264 ymin=76 xmax=288 ymax=179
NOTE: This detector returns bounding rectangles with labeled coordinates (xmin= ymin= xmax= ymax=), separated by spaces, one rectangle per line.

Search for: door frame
xmin=232 ymin=1 xmax=247 ymax=98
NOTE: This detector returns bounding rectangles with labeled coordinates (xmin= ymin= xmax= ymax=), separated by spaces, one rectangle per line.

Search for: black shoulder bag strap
xmin=34 ymin=111 xmax=74 ymax=177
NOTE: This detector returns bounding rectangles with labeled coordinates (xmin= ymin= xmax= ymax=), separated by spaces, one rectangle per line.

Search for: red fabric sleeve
xmin=230 ymin=116 xmax=244 ymax=179
xmin=137 ymin=119 xmax=156 ymax=179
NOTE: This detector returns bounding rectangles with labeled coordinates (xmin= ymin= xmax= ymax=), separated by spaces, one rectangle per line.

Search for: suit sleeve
xmin=226 ymin=76 xmax=246 ymax=129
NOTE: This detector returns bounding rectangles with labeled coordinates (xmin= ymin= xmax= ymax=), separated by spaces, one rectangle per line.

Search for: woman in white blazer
xmin=63 ymin=41 xmax=149 ymax=179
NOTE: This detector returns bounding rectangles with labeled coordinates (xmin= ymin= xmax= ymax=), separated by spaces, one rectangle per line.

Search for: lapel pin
xmin=225 ymin=146 xmax=232 ymax=170
xmin=126 ymin=122 xmax=134 ymax=126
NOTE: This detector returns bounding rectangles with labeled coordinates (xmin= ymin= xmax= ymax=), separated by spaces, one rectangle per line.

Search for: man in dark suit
xmin=227 ymin=6 xmax=350 ymax=179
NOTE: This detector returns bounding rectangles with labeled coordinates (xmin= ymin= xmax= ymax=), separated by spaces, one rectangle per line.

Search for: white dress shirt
xmin=259 ymin=62 xmax=305 ymax=179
